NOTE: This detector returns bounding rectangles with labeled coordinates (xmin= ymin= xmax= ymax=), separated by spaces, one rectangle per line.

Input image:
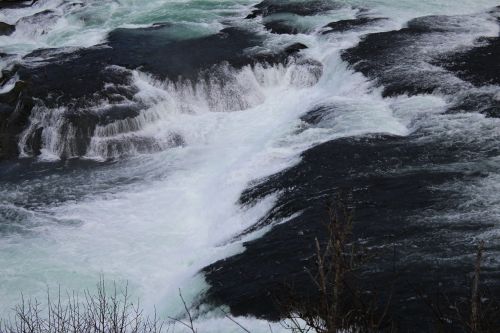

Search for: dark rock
xmin=0 ymin=80 xmax=33 ymax=158
xmin=15 ymin=9 xmax=60 ymax=33
xmin=0 ymin=0 xmax=38 ymax=9
xmin=284 ymin=42 xmax=308 ymax=55
xmin=340 ymin=9 xmax=500 ymax=120
xmin=299 ymin=104 xmax=329 ymax=124
xmin=17 ymin=25 xmax=312 ymax=94
xmin=146 ymin=22 xmax=173 ymax=30
xmin=254 ymin=0 xmax=342 ymax=17
xmin=245 ymin=9 xmax=263 ymax=19
xmin=449 ymin=90 xmax=500 ymax=117
xmin=406 ymin=15 xmax=474 ymax=33
xmin=0 ymin=80 xmax=26 ymax=105
xmin=0 ymin=22 xmax=15 ymax=36
xmin=105 ymin=27 xmax=263 ymax=81
xmin=203 ymin=131 xmax=500 ymax=329
xmin=0 ymin=24 xmax=315 ymax=159
xmin=264 ymin=20 xmax=299 ymax=34
xmin=18 ymin=53 xmax=135 ymax=105
xmin=18 ymin=25 xmax=308 ymax=103
xmin=23 ymin=126 xmax=43 ymax=155
xmin=0 ymin=55 xmax=138 ymax=159
xmin=322 ymin=17 xmax=386 ymax=34
xmin=341 ymin=11 xmax=500 ymax=108
xmin=435 ymin=37 xmax=500 ymax=87
xmin=341 ymin=17 xmax=448 ymax=97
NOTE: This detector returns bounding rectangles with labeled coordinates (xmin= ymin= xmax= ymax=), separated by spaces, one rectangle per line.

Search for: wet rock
xmin=203 ymin=132 xmax=499 ymax=329
xmin=284 ymin=42 xmax=308 ymax=55
xmin=23 ymin=126 xmax=43 ymax=155
xmin=18 ymin=25 xmax=309 ymax=101
xmin=1 ymin=23 xmax=315 ymax=159
xmin=245 ymin=8 xmax=263 ymax=19
xmin=299 ymin=104 xmax=329 ymax=124
xmin=0 ymin=54 xmax=137 ymax=159
xmin=249 ymin=46 xmax=317 ymax=72
xmin=341 ymin=10 xmax=500 ymax=119
xmin=0 ymin=22 xmax=15 ymax=35
xmin=15 ymin=9 xmax=60 ymax=35
xmin=341 ymin=18 xmax=448 ymax=97
xmin=435 ymin=37 xmax=500 ymax=87
xmin=264 ymin=20 xmax=299 ymax=34
xmin=254 ymin=0 xmax=341 ymax=17
xmin=0 ymin=0 xmax=38 ymax=9
xmin=106 ymin=27 xmax=263 ymax=81
xmin=341 ymin=13 xmax=499 ymax=100
xmin=0 ymin=81 xmax=33 ymax=159
xmin=18 ymin=53 xmax=134 ymax=105
xmin=322 ymin=17 xmax=386 ymax=34
xmin=449 ymin=90 xmax=500 ymax=117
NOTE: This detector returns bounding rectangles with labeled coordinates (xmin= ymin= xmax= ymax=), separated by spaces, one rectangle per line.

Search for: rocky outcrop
xmin=0 ymin=23 xmax=317 ymax=160
xmin=203 ymin=131 xmax=499 ymax=329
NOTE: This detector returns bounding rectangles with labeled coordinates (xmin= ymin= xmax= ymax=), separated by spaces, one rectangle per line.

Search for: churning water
xmin=1 ymin=0 xmax=500 ymax=331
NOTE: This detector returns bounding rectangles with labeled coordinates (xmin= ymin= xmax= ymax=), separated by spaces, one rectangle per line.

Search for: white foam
xmin=3 ymin=0 xmax=500 ymax=330
xmin=1 ymin=36 xmax=411 ymax=320
xmin=0 ymin=76 xmax=17 ymax=94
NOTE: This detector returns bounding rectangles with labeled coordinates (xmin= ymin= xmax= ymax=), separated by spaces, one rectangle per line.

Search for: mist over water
xmin=1 ymin=0 xmax=500 ymax=330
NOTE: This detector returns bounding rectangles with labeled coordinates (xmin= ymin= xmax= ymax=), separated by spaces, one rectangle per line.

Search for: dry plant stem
xmin=278 ymin=198 xmax=407 ymax=333
xmin=168 ymin=289 xmax=196 ymax=333
xmin=1 ymin=278 xmax=166 ymax=333
xmin=218 ymin=308 xmax=251 ymax=333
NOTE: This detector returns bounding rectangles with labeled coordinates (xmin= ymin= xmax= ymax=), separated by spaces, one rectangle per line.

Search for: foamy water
xmin=1 ymin=0 xmax=500 ymax=330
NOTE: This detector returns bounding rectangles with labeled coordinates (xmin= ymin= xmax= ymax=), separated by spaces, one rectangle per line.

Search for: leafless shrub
xmin=0 ymin=278 xmax=165 ymax=333
xmin=0 ymin=281 xmax=256 ymax=333
xmin=2 ymin=212 xmax=499 ymax=333
xmin=278 ymin=201 xmax=394 ymax=333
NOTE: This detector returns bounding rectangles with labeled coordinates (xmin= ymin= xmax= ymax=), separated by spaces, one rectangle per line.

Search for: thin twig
xmin=219 ymin=308 xmax=251 ymax=333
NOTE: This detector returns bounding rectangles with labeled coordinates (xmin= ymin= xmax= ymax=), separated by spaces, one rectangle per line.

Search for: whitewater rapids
xmin=1 ymin=0 xmax=500 ymax=331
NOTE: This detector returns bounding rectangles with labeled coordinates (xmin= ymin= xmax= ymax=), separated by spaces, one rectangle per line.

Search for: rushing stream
xmin=1 ymin=0 xmax=499 ymax=331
